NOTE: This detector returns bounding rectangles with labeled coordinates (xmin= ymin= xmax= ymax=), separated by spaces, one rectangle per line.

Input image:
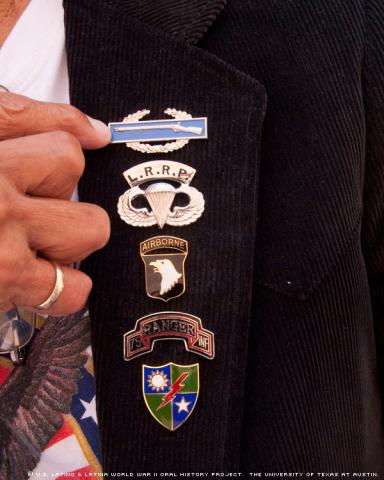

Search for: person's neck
xmin=0 ymin=0 xmax=30 ymax=47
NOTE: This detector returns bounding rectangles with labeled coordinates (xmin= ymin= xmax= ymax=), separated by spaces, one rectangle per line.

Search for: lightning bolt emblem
xmin=156 ymin=372 xmax=189 ymax=411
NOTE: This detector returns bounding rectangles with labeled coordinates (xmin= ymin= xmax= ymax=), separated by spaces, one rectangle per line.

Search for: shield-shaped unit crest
xmin=140 ymin=236 xmax=188 ymax=301
xmin=142 ymin=363 xmax=199 ymax=431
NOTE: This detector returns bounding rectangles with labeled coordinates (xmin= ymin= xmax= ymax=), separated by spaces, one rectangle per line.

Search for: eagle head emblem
xmin=150 ymin=259 xmax=182 ymax=295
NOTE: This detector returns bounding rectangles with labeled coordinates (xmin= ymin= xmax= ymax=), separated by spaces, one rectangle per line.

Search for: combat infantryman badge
xmin=117 ymin=161 xmax=205 ymax=228
xmin=109 ymin=109 xmax=207 ymax=154
xmin=143 ymin=363 xmax=199 ymax=431
xmin=124 ymin=312 xmax=215 ymax=361
xmin=140 ymin=236 xmax=188 ymax=302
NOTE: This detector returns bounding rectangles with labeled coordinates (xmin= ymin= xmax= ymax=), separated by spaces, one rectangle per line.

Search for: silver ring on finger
xmin=35 ymin=262 xmax=64 ymax=310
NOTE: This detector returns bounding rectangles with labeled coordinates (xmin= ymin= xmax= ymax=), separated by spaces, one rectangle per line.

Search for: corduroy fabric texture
xmin=361 ymin=0 xmax=384 ymax=414
xmin=106 ymin=0 xmax=226 ymax=45
xmin=64 ymin=0 xmax=384 ymax=473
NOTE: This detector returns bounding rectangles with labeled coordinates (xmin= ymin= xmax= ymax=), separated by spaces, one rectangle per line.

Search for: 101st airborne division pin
xmin=117 ymin=160 xmax=205 ymax=228
xmin=140 ymin=236 xmax=188 ymax=302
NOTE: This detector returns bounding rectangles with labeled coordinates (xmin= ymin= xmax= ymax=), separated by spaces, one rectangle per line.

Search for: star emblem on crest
xmin=175 ymin=396 xmax=192 ymax=414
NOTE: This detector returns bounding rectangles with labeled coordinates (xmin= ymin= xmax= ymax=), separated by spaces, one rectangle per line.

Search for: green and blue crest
xmin=142 ymin=363 xmax=199 ymax=431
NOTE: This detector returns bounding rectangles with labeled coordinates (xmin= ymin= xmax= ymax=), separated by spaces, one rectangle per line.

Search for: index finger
xmin=0 ymin=92 xmax=111 ymax=149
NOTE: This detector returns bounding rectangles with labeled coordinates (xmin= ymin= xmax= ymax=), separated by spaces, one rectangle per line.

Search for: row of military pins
xmin=111 ymin=109 xmax=212 ymax=431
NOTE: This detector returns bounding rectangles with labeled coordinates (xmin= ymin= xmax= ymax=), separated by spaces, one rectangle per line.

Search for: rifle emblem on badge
xmin=109 ymin=109 xmax=208 ymax=154
xmin=117 ymin=161 xmax=205 ymax=228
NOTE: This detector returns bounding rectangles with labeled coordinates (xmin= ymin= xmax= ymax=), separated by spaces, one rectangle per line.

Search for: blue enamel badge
xmin=109 ymin=109 xmax=207 ymax=153
xmin=109 ymin=117 xmax=207 ymax=143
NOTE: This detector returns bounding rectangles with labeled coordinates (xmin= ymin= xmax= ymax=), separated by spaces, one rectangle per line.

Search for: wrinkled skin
xmin=0 ymin=92 xmax=111 ymax=314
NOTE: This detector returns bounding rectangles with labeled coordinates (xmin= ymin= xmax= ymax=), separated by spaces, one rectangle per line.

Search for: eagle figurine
xmin=0 ymin=309 xmax=91 ymax=479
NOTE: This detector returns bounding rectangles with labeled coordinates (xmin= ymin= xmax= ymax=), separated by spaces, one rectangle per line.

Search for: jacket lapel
xmin=64 ymin=0 xmax=266 ymax=471
xmin=105 ymin=0 xmax=226 ymax=45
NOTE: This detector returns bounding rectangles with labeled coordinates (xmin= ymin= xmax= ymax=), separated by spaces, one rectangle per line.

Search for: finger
xmin=16 ymin=196 xmax=110 ymax=264
xmin=0 ymin=131 xmax=84 ymax=199
xmin=0 ymin=225 xmax=93 ymax=315
xmin=0 ymin=92 xmax=110 ymax=149
xmin=14 ymin=258 xmax=93 ymax=316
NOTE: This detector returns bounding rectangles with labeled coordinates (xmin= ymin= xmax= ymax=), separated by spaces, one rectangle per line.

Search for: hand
xmin=0 ymin=92 xmax=111 ymax=315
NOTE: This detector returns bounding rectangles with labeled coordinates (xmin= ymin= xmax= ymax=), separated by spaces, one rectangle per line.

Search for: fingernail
xmin=87 ymin=116 xmax=111 ymax=143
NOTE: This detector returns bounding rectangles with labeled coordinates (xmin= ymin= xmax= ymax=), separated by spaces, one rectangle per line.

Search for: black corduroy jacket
xmin=63 ymin=0 xmax=384 ymax=473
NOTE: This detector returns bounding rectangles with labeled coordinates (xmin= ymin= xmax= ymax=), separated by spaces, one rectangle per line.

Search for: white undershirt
xmin=0 ymin=0 xmax=69 ymax=103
